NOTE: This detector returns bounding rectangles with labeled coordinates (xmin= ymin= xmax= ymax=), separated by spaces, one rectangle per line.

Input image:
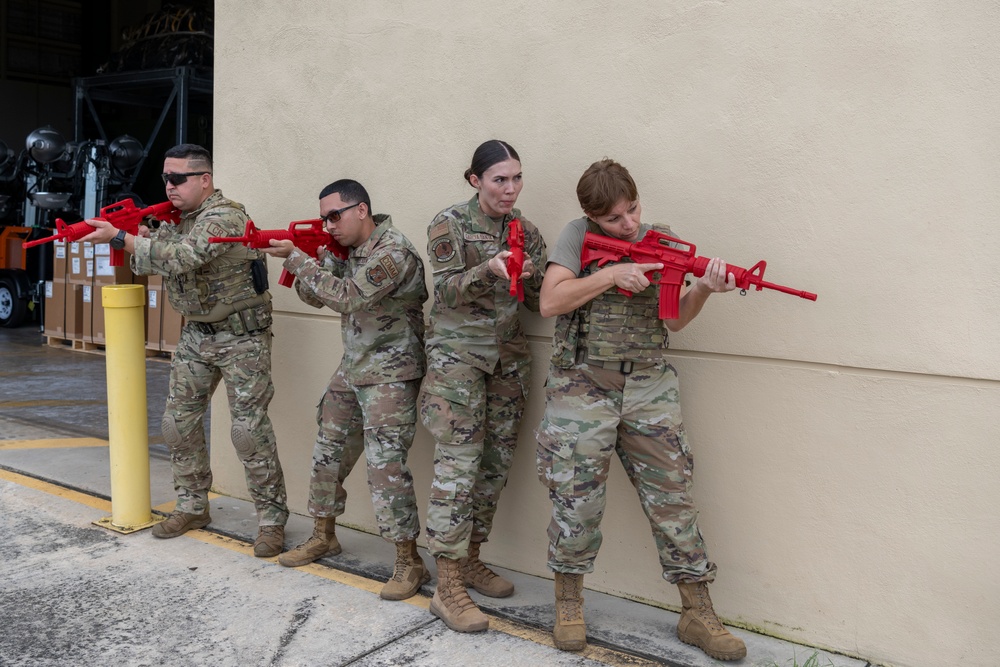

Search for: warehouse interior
xmin=0 ymin=0 xmax=213 ymax=327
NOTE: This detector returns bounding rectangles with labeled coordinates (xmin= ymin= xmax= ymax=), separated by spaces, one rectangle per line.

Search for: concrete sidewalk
xmin=0 ymin=327 xmax=870 ymax=667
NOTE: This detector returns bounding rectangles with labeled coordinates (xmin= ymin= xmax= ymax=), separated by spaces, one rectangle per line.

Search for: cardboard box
xmin=146 ymin=275 xmax=162 ymax=349
xmin=43 ymin=280 xmax=66 ymax=337
xmin=81 ymin=284 xmax=96 ymax=343
xmin=65 ymin=283 xmax=84 ymax=339
xmin=93 ymin=244 xmax=135 ymax=286
xmin=68 ymin=242 xmax=94 ymax=285
xmin=52 ymin=241 xmax=67 ymax=281
xmin=161 ymin=290 xmax=184 ymax=351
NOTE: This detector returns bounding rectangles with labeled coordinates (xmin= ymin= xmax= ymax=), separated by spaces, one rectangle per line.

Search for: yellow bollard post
xmin=93 ymin=284 xmax=158 ymax=533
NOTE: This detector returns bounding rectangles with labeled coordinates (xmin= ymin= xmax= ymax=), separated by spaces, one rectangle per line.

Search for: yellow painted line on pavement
xmin=0 ymin=469 xmax=657 ymax=667
xmin=0 ymin=438 xmax=108 ymax=450
xmin=0 ymin=468 xmax=111 ymax=512
xmin=183 ymin=529 xmax=655 ymax=665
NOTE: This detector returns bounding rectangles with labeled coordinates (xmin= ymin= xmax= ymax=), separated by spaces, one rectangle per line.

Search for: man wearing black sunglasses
xmin=261 ymin=179 xmax=430 ymax=601
xmin=82 ymin=143 xmax=289 ymax=558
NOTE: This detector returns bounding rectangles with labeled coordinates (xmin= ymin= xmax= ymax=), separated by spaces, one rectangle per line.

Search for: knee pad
xmin=231 ymin=419 xmax=257 ymax=458
xmin=161 ymin=414 xmax=183 ymax=448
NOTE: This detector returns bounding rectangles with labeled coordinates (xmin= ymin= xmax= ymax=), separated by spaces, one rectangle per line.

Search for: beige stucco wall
xmin=207 ymin=3 xmax=1000 ymax=666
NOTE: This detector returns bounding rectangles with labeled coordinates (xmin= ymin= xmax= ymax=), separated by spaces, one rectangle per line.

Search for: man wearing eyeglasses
xmin=81 ymin=143 xmax=289 ymax=558
xmin=260 ymin=180 xmax=430 ymax=601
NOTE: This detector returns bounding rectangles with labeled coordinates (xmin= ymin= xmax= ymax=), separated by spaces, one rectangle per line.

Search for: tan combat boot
xmin=553 ymin=572 xmax=587 ymax=651
xmin=151 ymin=510 xmax=211 ymax=538
xmin=254 ymin=525 xmax=285 ymax=558
xmin=676 ymin=582 xmax=747 ymax=661
xmin=277 ymin=517 xmax=341 ymax=567
xmin=430 ymin=557 xmax=489 ymax=633
xmin=380 ymin=540 xmax=431 ymax=601
xmin=461 ymin=541 xmax=514 ymax=598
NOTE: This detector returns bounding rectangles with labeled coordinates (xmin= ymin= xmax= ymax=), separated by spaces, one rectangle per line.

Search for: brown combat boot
xmin=553 ymin=572 xmax=587 ymax=651
xmin=430 ymin=557 xmax=489 ymax=633
xmin=278 ymin=517 xmax=341 ymax=567
xmin=677 ymin=582 xmax=747 ymax=661
xmin=254 ymin=525 xmax=285 ymax=557
xmin=151 ymin=510 xmax=211 ymax=538
xmin=461 ymin=541 xmax=514 ymax=598
xmin=380 ymin=540 xmax=431 ymax=601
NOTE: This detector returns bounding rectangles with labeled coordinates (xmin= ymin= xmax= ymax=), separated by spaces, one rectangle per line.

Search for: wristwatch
xmin=110 ymin=229 xmax=127 ymax=250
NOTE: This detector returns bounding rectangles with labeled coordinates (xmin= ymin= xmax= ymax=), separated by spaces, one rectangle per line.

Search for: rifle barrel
xmin=757 ymin=279 xmax=817 ymax=301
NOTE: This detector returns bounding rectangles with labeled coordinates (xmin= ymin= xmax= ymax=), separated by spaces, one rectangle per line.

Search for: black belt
xmin=187 ymin=305 xmax=269 ymax=336
xmin=575 ymin=348 xmax=659 ymax=375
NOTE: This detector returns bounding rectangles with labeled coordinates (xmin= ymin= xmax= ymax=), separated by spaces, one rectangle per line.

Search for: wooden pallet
xmin=43 ymin=334 xmax=173 ymax=361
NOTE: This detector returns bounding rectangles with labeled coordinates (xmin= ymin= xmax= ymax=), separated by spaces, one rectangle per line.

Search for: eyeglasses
xmin=161 ymin=171 xmax=210 ymax=186
xmin=320 ymin=202 xmax=361 ymax=224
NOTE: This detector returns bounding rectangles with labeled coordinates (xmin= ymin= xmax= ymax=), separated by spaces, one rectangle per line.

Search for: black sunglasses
xmin=161 ymin=171 xmax=210 ymax=186
xmin=320 ymin=202 xmax=361 ymax=224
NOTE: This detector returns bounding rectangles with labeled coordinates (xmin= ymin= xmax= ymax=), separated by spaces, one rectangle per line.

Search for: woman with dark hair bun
xmin=421 ymin=139 xmax=547 ymax=633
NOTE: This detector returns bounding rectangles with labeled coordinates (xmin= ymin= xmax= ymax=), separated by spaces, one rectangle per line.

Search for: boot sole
xmin=429 ymin=598 xmax=489 ymax=633
xmin=380 ymin=570 xmax=431 ymax=601
xmin=277 ymin=545 xmax=342 ymax=568
xmin=678 ymin=634 xmax=747 ymax=661
xmin=467 ymin=581 xmax=515 ymax=598
xmin=554 ymin=636 xmax=587 ymax=652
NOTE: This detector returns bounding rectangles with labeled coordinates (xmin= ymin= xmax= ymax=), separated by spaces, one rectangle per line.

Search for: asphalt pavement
xmin=0 ymin=325 xmax=870 ymax=667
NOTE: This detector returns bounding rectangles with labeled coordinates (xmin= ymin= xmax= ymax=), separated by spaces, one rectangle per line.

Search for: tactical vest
xmin=165 ymin=201 xmax=261 ymax=319
xmin=551 ymin=221 xmax=668 ymax=368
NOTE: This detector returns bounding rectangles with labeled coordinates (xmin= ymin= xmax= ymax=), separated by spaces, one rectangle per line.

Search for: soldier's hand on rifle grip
xmin=488 ymin=250 xmax=513 ymax=279
xmin=260 ymin=238 xmax=295 ymax=259
xmin=78 ymin=218 xmax=117 ymax=244
xmin=697 ymin=257 xmax=737 ymax=294
xmin=612 ymin=262 xmax=663 ymax=294
xmin=519 ymin=256 xmax=535 ymax=280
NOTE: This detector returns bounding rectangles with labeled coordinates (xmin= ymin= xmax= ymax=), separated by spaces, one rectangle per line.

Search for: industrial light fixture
xmin=25 ymin=126 xmax=68 ymax=165
xmin=109 ymin=135 xmax=144 ymax=172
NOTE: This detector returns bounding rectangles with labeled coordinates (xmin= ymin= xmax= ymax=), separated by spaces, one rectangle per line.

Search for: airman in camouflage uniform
xmin=422 ymin=140 xmax=547 ymax=633
xmin=536 ymin=159 xmax=746 ymax=661
xmin=261 ymin=179 xmax=430 ymax=601
xmin=81 ymin=144 xmax=288 ymax=558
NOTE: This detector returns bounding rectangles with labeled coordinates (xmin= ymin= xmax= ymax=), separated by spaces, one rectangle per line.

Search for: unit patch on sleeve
xmin=366 ymin=264 xmax=388 ymax=287
xmin=431 ymin=237 xmax=456 ymax=263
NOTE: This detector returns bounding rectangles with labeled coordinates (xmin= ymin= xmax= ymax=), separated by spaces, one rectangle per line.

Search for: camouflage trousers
xmin=420 ymin=360 xmax=526 ymax=559
xmin=535 ymin=361 xmax=716 ymax=584
xmin=163 ymin=324 xmax=288 ymax=526
xmin=307 ymin=366 xmax=421 ymax=543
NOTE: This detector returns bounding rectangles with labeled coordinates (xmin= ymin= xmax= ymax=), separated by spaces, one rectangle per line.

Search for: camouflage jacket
xmin=549 ymin=218 xmax=670 ymax=367
xmin=424 ymin=195 xmax=547 ymax=375
xmin=285 ymin=214 xmax=427 ymax=386
xmin=131 ymin=190 xmax=263 ymax=318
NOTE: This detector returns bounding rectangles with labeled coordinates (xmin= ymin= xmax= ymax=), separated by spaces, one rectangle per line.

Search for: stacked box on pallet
xmin=90 ymin=243 xmax=147 ymax=347
xmin=43 ymin=241 xmax=68 ymax=338
xmin=146 ymin=275 xmax=162 ymax=352
xmin=66 ymin=242 xmax=90 ymax=340
xmin=145 ymin=274 xmax=184 ymax=353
